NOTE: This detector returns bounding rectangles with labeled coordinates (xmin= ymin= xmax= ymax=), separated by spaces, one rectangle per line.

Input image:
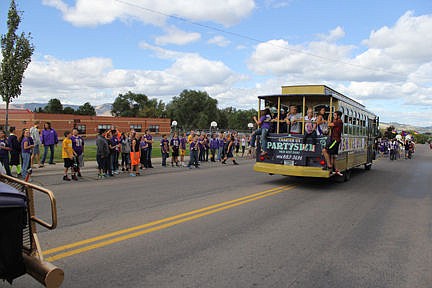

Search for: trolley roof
xmin=257 ymin=85 xmax=376 ymax=117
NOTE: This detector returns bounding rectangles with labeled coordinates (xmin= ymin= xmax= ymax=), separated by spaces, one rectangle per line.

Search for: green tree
xmin=137 ymin=98 xmax=166 ymax=118
xmin=0 ymin=0 xmax=34 ymax=131
xmin=75 ymin=102 xmax=96 ymax=116
xmin=63 ymin=106 xmax=75 ymax=114
xmin=166 ymin=90 xmax=219 ymax=130
xmin=111 ymin=91 xmax=166 ymax=118
xmin=220 ymin=107 xmax=257 ymax=130
xmin=44 ymin=98 xmax=63 ymax=114
xmin=111 ymin=92 xmax=137 ymax=117
xmin=412 ymin=132 xmax=428 ymax=144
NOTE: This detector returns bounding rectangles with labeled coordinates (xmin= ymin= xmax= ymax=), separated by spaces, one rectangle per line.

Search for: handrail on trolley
xmin=0 ymin=173 xmax=57 ymax=230
xmin=0 ymin=173 xmax=64 ymax=288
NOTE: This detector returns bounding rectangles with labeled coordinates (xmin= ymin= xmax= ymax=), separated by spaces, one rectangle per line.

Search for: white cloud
xmin=42 ymin=0 xmax=256 ymax=27
xmin=248 ymin=39 xmax=357 ymax=80
xmin=249 ymin=12 xmax=432 ymax=82
xmin=155 ymin=26 xmax=201 ymax=45
xmin=21 ymin=46 xmax=240 ymax=105
xmin=42 ymin=0 xmax=128 ymax=27
xmin=317 ymin=26 xmax=345 ymax=42
xmin=207 ymin=35 xmax=231 ymax=47
xmin=364 ymin=11 xmax=432 ymax=63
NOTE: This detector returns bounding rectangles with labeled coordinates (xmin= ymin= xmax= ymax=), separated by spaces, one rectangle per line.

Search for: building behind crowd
xmin=0 ymin=109 xmax=171 ymax=138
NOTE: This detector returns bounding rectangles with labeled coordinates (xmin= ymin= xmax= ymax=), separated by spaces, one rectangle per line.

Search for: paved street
xmin=9 ymin=145 xmax=432 ymax=288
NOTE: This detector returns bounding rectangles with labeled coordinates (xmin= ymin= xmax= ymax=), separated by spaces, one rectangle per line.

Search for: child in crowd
xmin=130 ymin=132 xmax=140 ymax=176
xmin=179 ymin=133 xmax=187 ymax=167
xmin=209 ymin=133 xmax=218 ymax=162
xmin=222 ymin=135 xmax=239 ymax=165
xmin=20 ymin=129 xmax=34 ymax=180
xmin=71 ymin=128 xmax=84 ymax=177
xmin=170 ymin=132 xmax=180 ymax=167
xmin=8 ymin=126 xmax=22 ymax=177
xmin=120 ymin=132 xmax=131 ymax=172
xmin=160 ymin=134 xmax=170 ymax=167
xmin=62 ymin=131 xmax=77 ymax=181
xmin=187 ymin=135 xmax=199 ymax=168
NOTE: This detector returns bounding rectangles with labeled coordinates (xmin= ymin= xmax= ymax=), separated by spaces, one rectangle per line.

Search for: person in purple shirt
xmin=179 ymin=133 xmax=187 ymax=167
xmin=204 ymin=134 xmax=210 ymax=162
xmin=71 ymin=128 xmax=85 ymax=177
xmin=198 ymin=134 xmax=205 ymax=162
xmin=217 ymin=132 xmax=224 ymax=161
xmin=250 ymin=108 xmax=272 ymax=156
xmin=160 ymin=134 xmax=170 ymax=167
xmin=187 ymin=135 xmax=199 ymax=168
xmin=110 ymin=130 xmax=120 ymax=174
xmin=209 ymin=133 xmax=218 ymax=162
xmin=40 ymin=122 xmax=58 ymax=166
xmin=8 ymin=126 xmax=22 ymax=176
xmin=21 ymin=129 xmax=34 ymax=179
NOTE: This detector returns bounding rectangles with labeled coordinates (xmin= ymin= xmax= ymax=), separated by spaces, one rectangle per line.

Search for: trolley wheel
xmin=365 ymin=163 xmax=372 ymax=170
xmin=333 ymin=172 xmax=345 ymax=183
xmin=344 ymin=169 xmax=351 ymax=182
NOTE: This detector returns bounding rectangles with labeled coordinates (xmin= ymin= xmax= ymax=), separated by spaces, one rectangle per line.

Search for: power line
xmin=115 ymin=0 xmax=428 ymax=81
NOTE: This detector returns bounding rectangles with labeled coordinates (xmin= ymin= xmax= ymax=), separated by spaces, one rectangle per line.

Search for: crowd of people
xmin=0 ymin=122 xmax=85 ymax=181
xmin=249 ymin=104 xmax=344 ymax=176
xmin=95 ymin=129 xmax=247 ymax=179
xmin=0 ymin=121 xmax=251 ymax=182
xmin=377 ymin=135 xmax=416 ymax=160
xmin=249 ymin=105 xmax=329 ymax=156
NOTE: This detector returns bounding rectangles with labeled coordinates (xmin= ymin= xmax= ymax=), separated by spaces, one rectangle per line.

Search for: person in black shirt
xmin=8 ymin=127 xmax=21 ymax=177
xmin=0 ymin=130 xmax=12 ymax=176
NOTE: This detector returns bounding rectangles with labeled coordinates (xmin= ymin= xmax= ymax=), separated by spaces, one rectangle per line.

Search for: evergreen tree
xmin=0 ymin=0 xmax=34 ymax=130
xmin=76 ymin=102 xmax=96 ymax=116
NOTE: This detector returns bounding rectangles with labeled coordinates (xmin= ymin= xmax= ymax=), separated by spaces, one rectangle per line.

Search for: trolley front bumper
xmin=254 ymin=162 xmax=331 ymax=178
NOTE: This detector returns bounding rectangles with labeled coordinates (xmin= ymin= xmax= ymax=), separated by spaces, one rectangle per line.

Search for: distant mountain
xmin=1 ymin=102 xmax=112 ymax=116
xmin=94 ymin=103 xmax=112 ymax=116
xmin=380 ymin=122 xmax=432 ymax=134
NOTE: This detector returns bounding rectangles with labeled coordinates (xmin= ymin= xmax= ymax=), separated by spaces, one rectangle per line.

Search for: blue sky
xmin=1 ymin=0 xmax=432 ymax=127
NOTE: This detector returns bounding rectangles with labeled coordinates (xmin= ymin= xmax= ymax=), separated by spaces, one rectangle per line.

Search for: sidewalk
xmin=16 ymin=155 xmax=253 ymax=186
xmin=29 ymin=156 xmax=187 ymax=177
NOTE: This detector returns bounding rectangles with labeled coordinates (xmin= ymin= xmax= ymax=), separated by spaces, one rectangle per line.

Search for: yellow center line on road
xmin=45 ymin=184 xmax=296 ymax=262
xmin=44 ymin=185 xmax=292 ymax=256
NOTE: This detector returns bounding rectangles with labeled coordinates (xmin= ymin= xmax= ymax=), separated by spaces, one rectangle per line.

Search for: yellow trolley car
xmin=253 ymin=85 xmax=379 ymax=181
